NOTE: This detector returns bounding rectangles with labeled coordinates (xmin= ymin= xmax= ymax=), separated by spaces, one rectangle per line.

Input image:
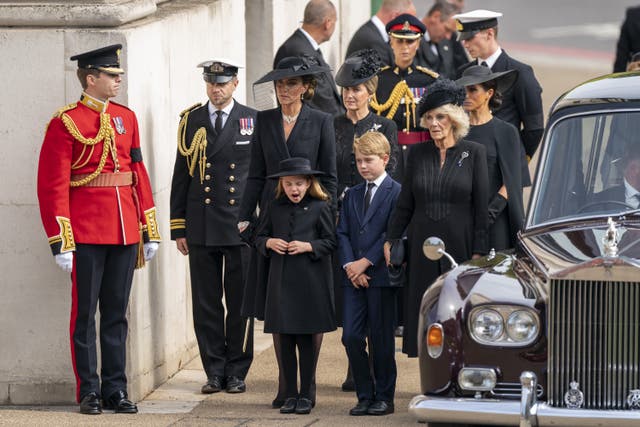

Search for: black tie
xmin=480 ymin=61 xmax=489 ymax=68
xmin=364 ymin=182 xmax=375 ymax=214
xmin=215 ymin=110 xmax=223 ymax=133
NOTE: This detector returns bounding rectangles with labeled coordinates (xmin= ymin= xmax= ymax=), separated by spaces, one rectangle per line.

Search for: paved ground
xmin=0 ymin=326 xmax=422 ymax=426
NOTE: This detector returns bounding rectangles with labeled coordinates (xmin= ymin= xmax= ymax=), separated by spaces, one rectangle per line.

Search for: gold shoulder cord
xmin=369 ymin=80 xmax=416 ymax=131
xmin=62 ymin=112 xmax=117 ymax=187
xmin=177 ymin=105 xmax=207 ymax=184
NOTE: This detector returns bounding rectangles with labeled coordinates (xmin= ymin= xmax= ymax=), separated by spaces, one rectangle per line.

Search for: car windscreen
xmin=530 ymin=110 xmax=640 ymax=227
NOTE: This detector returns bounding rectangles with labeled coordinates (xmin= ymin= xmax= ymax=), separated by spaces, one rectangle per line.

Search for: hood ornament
xmin=602 ymin=217 xmax=619 ymax=258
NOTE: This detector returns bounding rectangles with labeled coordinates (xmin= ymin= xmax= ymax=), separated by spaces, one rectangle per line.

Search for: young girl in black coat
xmin=255 ymin=157 xmax=337 ymax=415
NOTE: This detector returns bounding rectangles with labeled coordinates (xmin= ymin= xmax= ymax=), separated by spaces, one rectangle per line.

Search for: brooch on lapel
xmin=113 ymin=116 xmax=126 ymax=134
xmin=457 ymin=151 xmax=469 ymax=167
xmin=369 ymin=123 xmax=382 ymax=132
xmin=239 ymin=117 xmax=254 ymax=135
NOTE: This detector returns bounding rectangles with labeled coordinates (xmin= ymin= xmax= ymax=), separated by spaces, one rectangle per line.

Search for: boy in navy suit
xmin=337 ymin=131 xmax=402 ymax=416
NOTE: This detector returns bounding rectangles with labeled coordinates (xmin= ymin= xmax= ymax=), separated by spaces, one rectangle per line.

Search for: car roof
xmin=551 ymin=71 xmax=640 ymax=114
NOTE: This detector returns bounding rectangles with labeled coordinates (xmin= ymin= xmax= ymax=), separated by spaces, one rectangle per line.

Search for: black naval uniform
xmin=170 ymin=99 xmax=257 ymax=383
xmin=371 ymin=63 xmax=439 ymax=178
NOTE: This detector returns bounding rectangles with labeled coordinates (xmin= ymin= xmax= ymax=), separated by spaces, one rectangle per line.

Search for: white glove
xmin=143 ymin=242 xmax=159 ymax=261
xmin=55 ymin=252 xmax=74 ymax=273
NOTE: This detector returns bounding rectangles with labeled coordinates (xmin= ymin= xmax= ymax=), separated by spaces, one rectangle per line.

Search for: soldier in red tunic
xmin=36 ymin=44 xmax=161 ymax=415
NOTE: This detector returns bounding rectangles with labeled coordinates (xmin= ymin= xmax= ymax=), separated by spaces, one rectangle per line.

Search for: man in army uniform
xmin=37 ymin=44 xmax=161 ymax=415
xmin=170 ymin=60 xmax=257 ymax=395
xmin=371 ymin=13 xmax=439 ymax=178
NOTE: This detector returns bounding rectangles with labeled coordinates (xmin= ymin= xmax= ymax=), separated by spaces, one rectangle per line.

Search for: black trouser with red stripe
xmin=71 ymin=243 xmax=137 ymax=402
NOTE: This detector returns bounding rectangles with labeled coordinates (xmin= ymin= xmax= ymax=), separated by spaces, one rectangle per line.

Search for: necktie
xmin=480 ymin=61 xmax=489 ymax=68
xmin=214 ymin=110 xmax=223 ymax=133
xmin=364 ymin=182 xmax=375 ymax=214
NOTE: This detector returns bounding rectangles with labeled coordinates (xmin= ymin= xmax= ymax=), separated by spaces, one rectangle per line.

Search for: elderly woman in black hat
xmin=384 ymin=78 xmax=489 ymax=357
xmin=238 ymin=55 xmax=337 ymax=409
xmin=457 ymin=65 xmax=529 ymax=250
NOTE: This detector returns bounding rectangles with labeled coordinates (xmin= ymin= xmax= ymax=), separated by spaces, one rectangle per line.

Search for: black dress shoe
xmin=201 ymin=376 xmax=224 ymax=394
xmin=349 ymin=399 xmax=371 ymax=416
xmin=271 ymin=397 xmax=285 ymax=408
xmin=367 ymin=400 xmax=394 ymax=415
xmin=341 ymin=377 xmax=355 ymax=392
xmin=279 ymin=397 xmax=297 ymax=414
xmin=79 ymin=392 xmax=102 ymax=415
xmin=103 ymin=390 xmax=138 ymax=414
xmin=225 ymin=376 xmax=246 ymax=393
xmin=295 ymin=397 xmax=313 ymax=414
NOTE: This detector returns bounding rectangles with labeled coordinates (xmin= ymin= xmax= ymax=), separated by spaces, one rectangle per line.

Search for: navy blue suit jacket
xmin=337 ymin=174 xmax=401 ymax=288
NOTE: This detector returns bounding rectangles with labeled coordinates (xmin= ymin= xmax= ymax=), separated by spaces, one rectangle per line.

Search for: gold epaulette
xmin=416 ymin=66 xmax=439 ymax=79
xmin=52 ymin=103 xmax=78 ymax=119
xmin=179 ymin=103 xmax=202 ymax=118
xmin=379 ymin=65 xmax=391 ymax=72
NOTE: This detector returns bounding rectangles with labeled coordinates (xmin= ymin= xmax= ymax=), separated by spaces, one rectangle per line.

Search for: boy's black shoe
xmin=367 ymin=400 xmax=394 ymax=415
xmin=349 ymin=399 xmax=371 ymax=416
xmin=280 ymin=397 xmax=297 ymax=414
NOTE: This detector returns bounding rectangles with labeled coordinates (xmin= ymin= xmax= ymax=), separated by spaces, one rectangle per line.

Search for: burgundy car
xmin=409 ymin=72 xmax=640 ymax=426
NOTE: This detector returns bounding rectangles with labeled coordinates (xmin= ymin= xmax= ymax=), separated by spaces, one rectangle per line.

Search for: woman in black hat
xmin=238 ymin=55 xmax=337 ymax=409
xmin=254 ymin=157 xmax=336 ymax=415
xmin=457 ymin=65 xmax=529 ymax=250
xmin=384 ymin=78 xmax=489 ymax=357
xmin=333 ymin=48 xmax=400 ymax=391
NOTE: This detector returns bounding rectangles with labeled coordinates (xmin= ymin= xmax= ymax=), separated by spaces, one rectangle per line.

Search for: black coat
xmin=458 ymin=51 xmax=544 ymax=158
xmin=255 ymin=196 xmax=337 ymax=334
xmin=416 ymin=37 xmax=456 ymax=79
xmin=334 ymin=112 xmax=399 ymax=198
xmin=345 ymin=19 xmax=394 ymax=66
xmin=614 ymin=6 xmax=640 ymax=73
xmin=170 ymin=100 xmax=257 ymax=246
xmin=467 ymin=117 xmax=528 ymax=250
xmin=274 ymin=29 xmax=344 ymax=116
xmin=387 ymin=139 xmax=489 ymax=356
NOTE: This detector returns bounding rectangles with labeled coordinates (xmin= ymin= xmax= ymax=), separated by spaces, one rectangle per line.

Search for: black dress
xmin=255 ymin=196 xmax=337 ymax=334
xmin=467 ymin=118 xmax=527 ymax=250
xmin=387 ymin=139 xmax=489 ymax=357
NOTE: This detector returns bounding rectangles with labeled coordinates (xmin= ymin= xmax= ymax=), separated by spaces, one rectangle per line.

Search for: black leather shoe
xmin=201 ymin=376 xmax=224 ymax=394
xmin=341 ymin=378 xmax=355 ymax=392
xmin=279 ymin=397 xmax=297 ymax=414
xmin=367 ymin=400 xmax=394 ymax=415
xmin=225 ymin=376 xmax=246 ymax=393
xmin=295 ymin=397 xmax=312 ymax=414
xmin=349 ymin=399 xmax=371 ymax=416
xmin=79 ymin=392 xmax=102 ymax=415
xmin=271 ymin=397 xmax=285 ymax=408
xmin=103 ymin=390 xmax=138 ymax=414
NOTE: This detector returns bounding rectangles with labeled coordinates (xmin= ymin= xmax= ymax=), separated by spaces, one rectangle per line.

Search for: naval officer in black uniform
xmin=170 ymin=60 xmax=257 ymax=395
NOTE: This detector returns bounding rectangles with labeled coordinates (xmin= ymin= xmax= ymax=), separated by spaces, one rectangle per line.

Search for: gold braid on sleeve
xmin=62 ymin=112 xmax=117 ymax=187
xmin=177 ymin=109 xmax=208 ymax=184
xmin=369 ymin=80 xmax=416 ymax=130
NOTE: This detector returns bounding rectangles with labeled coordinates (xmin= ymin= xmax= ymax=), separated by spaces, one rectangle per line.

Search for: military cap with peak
xmin=454 ymin=9 xmax=502 ymax=41
xmin=386 ymin=13 xmax=426 ymax=40
xmin=198 ymin=59 xmax=242 ymax=83
xmin=70 ymin=44 xmax=124 ymax=75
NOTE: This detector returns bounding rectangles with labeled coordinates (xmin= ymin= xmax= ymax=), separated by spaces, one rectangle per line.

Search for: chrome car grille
xmin=549 ymin=279 xmax=640 ymax=409
xmin=491 ymin=382 xmax=544 ymax=399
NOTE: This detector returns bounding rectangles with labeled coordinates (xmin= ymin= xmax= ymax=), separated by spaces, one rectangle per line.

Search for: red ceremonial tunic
xmin=37 ymin=95 xmax=160 ymax=255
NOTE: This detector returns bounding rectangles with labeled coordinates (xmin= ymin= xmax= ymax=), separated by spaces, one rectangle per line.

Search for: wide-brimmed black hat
xmin=335 ymin=49 xmax=382 ymax=87
xmin=70 ymin=44 xmax=124 ymax=75
xmin=254 ymin=55 xmax=331 ymax=84
xmin=267 ymin=157 xmax=324 ymax=179
xmin=418 ymin=78 xmax=466 ymax=117
xmin=455 ymin=65 xmax=518 ymax=94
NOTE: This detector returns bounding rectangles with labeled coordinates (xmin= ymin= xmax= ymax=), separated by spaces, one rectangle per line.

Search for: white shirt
xmin=371 ymin=15 xmax=389 ymax=43
xmin=624 ymin=178 xmax=640 ymax=208
xmin=299 ymin=27 xmax=320 ymax=50
xmin=208 ymin=99 xmax=235 ymax=130
xmin=478 ymin=47 xmax=503 ymax=69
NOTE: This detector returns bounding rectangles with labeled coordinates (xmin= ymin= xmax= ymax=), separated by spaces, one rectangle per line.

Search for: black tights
xmin=273 ymin=333 xmax=323 ymax=400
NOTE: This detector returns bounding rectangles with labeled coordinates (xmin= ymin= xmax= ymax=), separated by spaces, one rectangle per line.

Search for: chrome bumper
xmin=408 ymin=372 xmax=640 ymax=427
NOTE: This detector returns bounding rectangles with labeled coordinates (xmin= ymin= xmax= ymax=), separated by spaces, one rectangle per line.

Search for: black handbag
xmin=387 ymin=238 xmax=407 ymax=287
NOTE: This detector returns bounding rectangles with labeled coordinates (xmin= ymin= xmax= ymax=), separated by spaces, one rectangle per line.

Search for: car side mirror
xmin=423 ymin=237 xmax=458 ymax=268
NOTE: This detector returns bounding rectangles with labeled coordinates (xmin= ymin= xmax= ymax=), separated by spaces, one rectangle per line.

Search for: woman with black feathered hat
xmin=457 ymin=65 xmax=529 ymax=250
xmin=384 ymin=78 xmax=489 ymax=357
xmin=238 ymin=54 xmax=338 ymax=409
